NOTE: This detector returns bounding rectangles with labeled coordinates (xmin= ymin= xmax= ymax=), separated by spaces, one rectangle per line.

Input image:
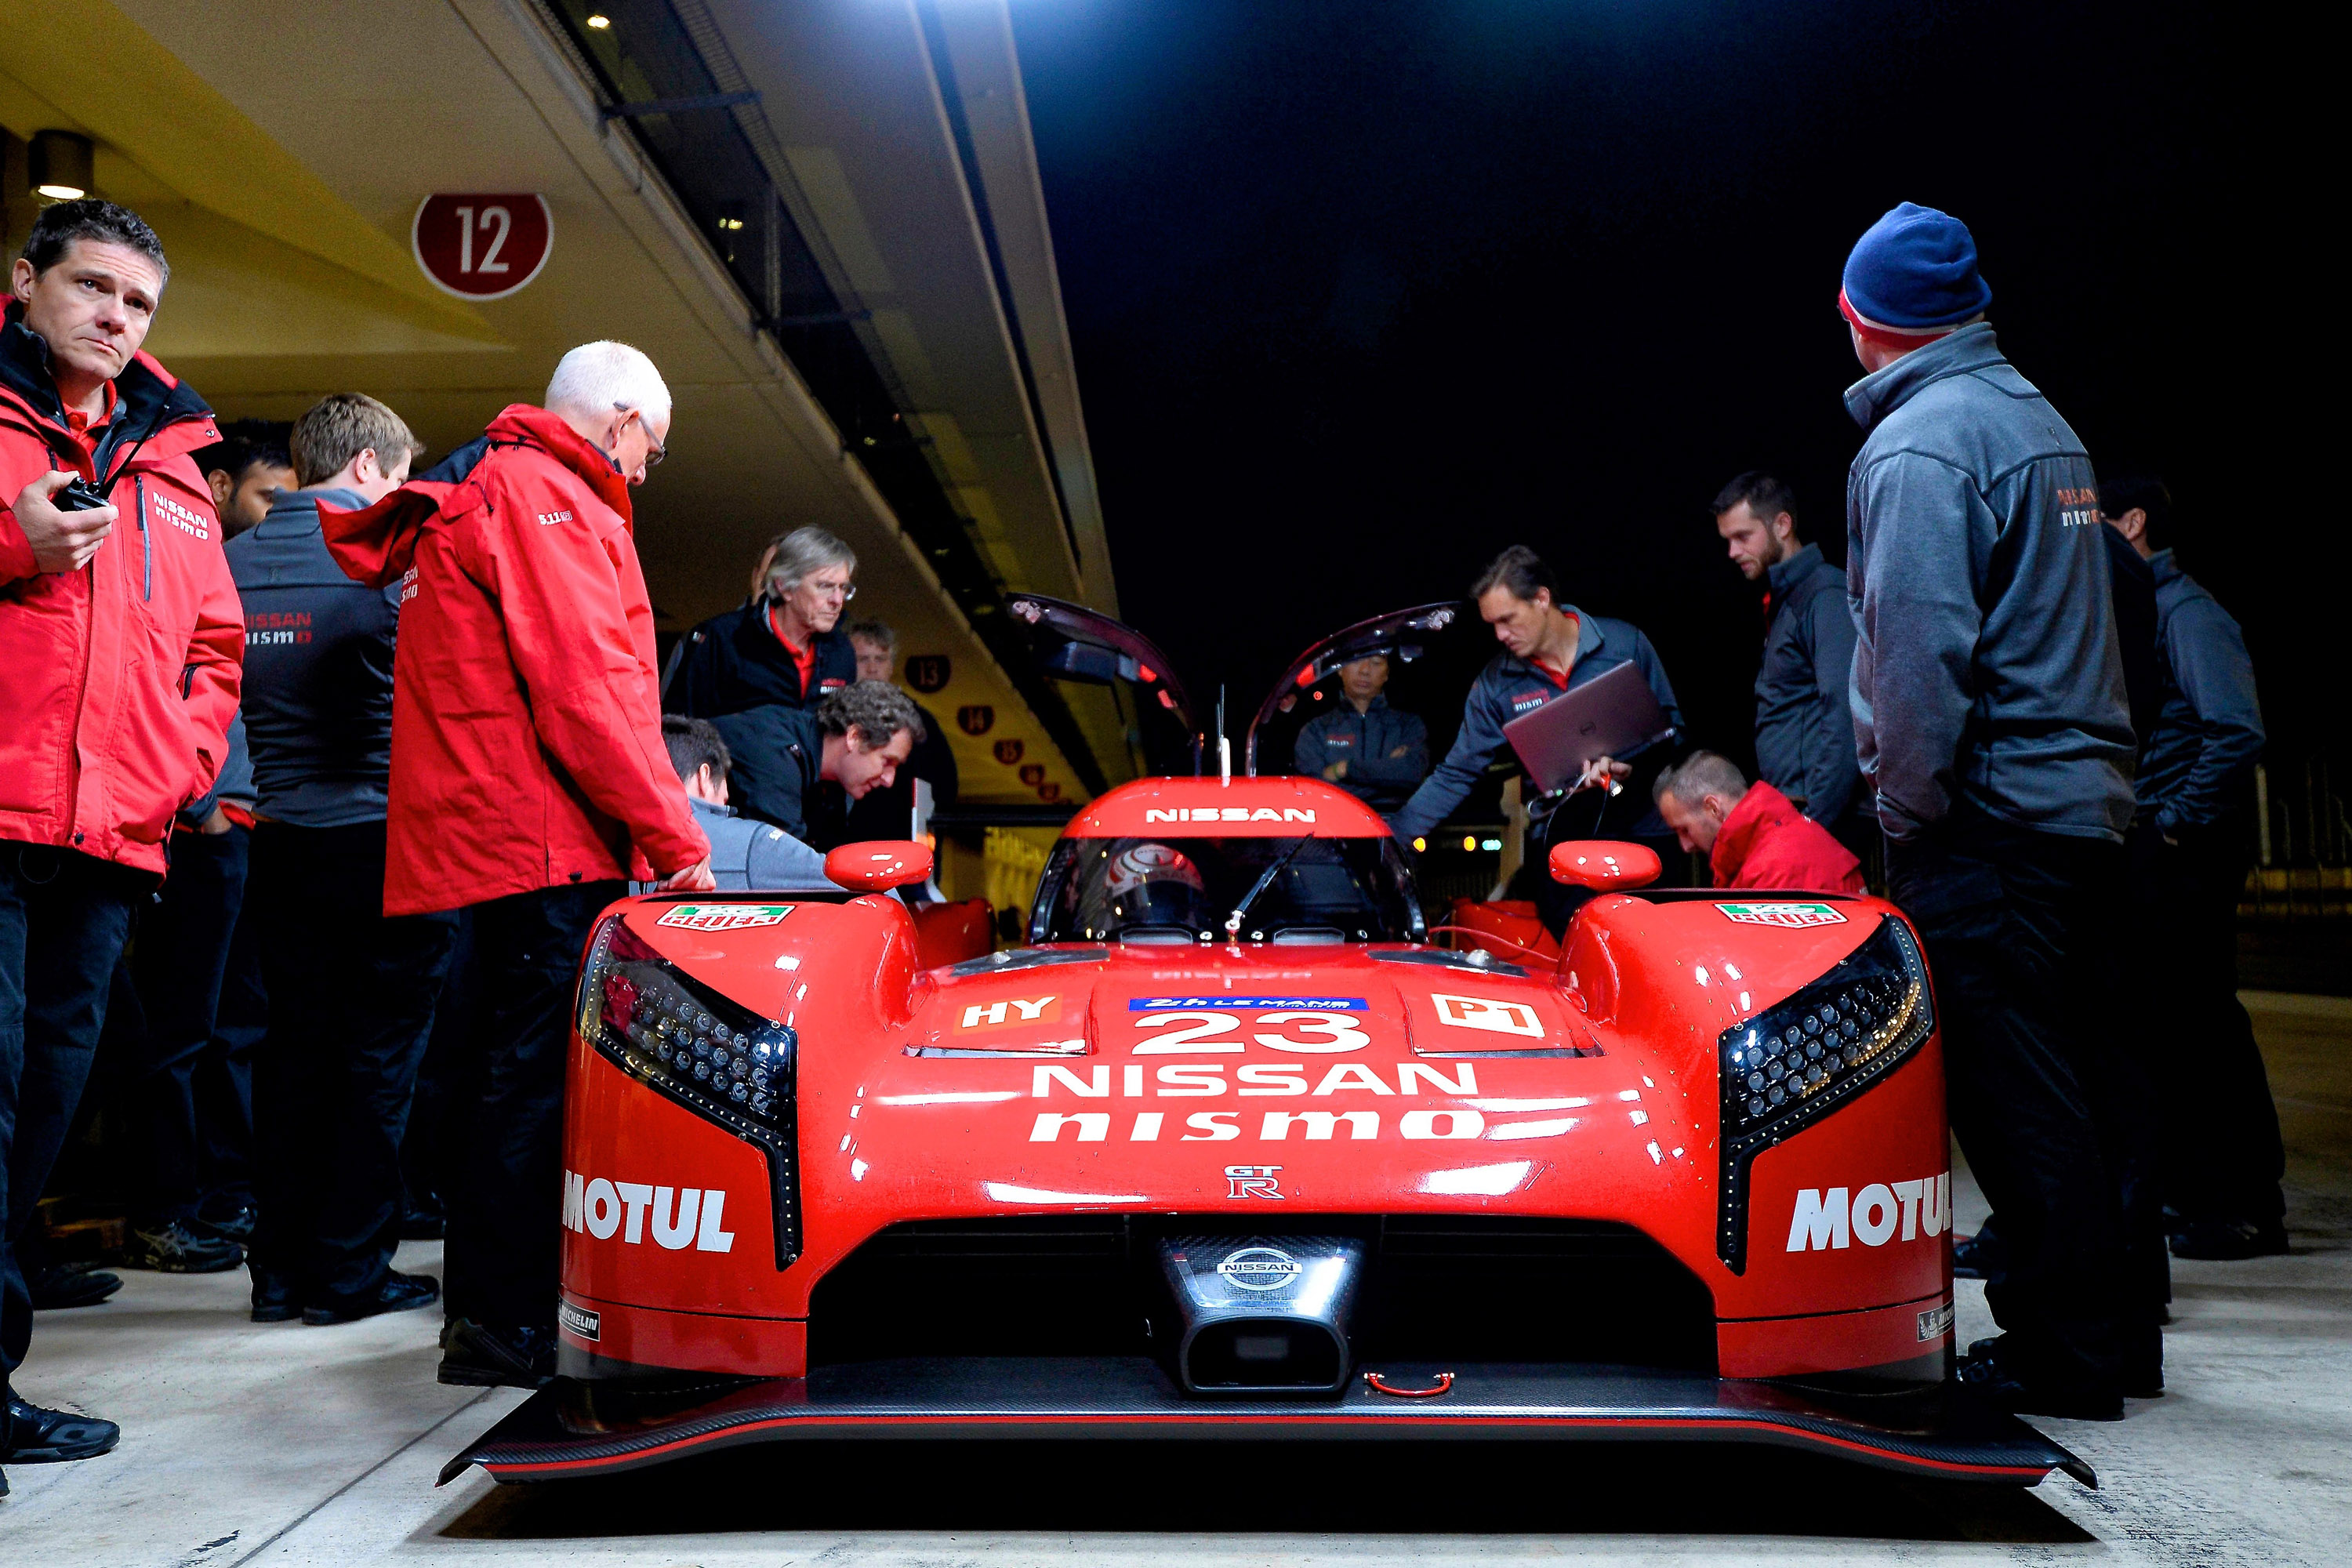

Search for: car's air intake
xmin=1159 ymin=1235 xmax=1363 ymax=1396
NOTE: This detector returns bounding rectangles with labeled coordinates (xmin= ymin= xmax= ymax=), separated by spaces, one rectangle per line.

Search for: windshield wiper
xmin=1225 ymin=838 xmax=1312 ymax=939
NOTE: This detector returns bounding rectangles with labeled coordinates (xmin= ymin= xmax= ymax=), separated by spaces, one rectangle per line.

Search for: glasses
xmin=613 ymin=406 xmax=666 ymax=467
xmin=805 ymin=581 xmax=856 ymax=601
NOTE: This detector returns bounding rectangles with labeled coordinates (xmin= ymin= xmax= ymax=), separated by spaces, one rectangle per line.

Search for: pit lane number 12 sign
xmin=413 ymin=194 xmax=553 ymax=300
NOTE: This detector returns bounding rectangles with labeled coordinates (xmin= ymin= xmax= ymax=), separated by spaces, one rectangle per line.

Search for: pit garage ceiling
xmin=0 ymin=0 xmax=1131 ymax=805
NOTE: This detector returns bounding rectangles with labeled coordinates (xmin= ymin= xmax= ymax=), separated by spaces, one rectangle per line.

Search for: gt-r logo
xmin=1225 ymin=1164 xmax=1283 ymax=1200
xmin=1430 ymin=993 xmax=1544 ymax=1037
xmin=657 ymin=903 xmax=793 ymax=931
xmin=960 ymin=996 xmax=1059 ymax=1030
xmin=562 ymin=1171 xmax=737 ymax=1253
xmin=1719 ymin=902 xmax=1848 ymax=929
xmin=1786 ymin=1171 xmax=1950 ymax=1252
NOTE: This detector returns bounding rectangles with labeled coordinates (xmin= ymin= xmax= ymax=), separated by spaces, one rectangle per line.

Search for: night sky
xmin=1012 ymin=2 xmax=2331 ymax=793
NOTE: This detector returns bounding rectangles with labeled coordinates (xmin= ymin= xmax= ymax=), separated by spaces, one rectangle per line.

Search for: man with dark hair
xmin=1712 ymin=471 xmax=1862 ymax=848
xmin=1652 ymin=752 xmax=1863 ymax=895
xmin=230 ymin=391 xmax=455 ymax=1327
xmin=713 ymin=681 xmax=926 ymax=842
xmin=842 ymin=618 xmax=958 ymax=841
xmin=2102 ymin=476 xmax=2284 ymax=1261
xmin=196 ymin=419 xmax=295 ymax=539
xmin=661 ymin=717 xmax=837 ymax=889
xmin=2 ymin=198 xmax=240 ymax=1480
xmin=1294 ymin=654 xmax=1430 ymax=814
xmin=1392 ymin=544 xmax=1683 ymax=934
xmin=1842 ymin=201 xmax=2136 ymax=1419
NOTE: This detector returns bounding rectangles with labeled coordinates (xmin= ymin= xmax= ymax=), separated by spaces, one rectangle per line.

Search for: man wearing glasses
xmin=320 ymin=340 xmax=711 ymax=1389
xmin=664 ymin=525 xmax=858 ymax=717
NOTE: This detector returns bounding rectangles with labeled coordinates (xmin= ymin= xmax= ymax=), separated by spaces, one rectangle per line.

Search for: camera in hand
xmin=53 ymin=477 xmax=112 ymax=512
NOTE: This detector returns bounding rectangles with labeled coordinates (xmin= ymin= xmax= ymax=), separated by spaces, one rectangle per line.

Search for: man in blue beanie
xmin=1841 ymin=201 xmax=2142 ymax=1421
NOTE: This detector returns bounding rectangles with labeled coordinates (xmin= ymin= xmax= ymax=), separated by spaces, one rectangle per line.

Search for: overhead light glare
xmin=586 ymin=13 xmax=612 ymax=28
xmin=29 ymin=130 xmax=95 ymax=204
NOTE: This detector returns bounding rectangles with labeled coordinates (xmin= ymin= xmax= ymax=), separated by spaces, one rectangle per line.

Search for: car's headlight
xmin=1715 ymin=915 xmax=1933 ymax=1272
xmin=579 ymin=914 xmax=802 ymax=1265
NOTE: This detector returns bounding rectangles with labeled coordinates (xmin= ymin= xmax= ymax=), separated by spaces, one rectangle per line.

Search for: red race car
xmin=447 ymin=601 xmax=2090 ymax=1490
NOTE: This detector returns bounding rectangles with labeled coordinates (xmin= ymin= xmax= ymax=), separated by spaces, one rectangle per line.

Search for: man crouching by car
xmin=321 ymin=341 xmax=712 ymax=1390
xmin=1 ymin=200 xmax=242 ymax=1490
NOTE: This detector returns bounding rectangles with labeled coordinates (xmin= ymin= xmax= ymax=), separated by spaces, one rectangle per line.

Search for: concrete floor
xmin=5 ymin=991 xmax=2348 ymax=1566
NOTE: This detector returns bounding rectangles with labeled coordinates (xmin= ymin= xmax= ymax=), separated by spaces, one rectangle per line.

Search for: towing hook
xmin=1364 ymin=1370 xmax=1454 ymax=1399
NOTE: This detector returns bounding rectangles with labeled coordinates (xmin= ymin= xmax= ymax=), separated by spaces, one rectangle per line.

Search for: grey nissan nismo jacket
xmin=2140 ymin=550 xmax=2265 ymax=833
xmin=1753 ymin=542 xmax=1861 ymax=828
xmin=1843 ymin=324 xmax=2134 ymax=844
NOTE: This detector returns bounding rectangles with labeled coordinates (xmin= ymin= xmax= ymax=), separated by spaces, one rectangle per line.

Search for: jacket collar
xmin=257 ymin=485 xmax=366 ymax=538
xmin=484 ymin=404 xmax=633 ymax=525
xmin=1766 ymin=543 xmax=1824 ymax=600
xmin=1842 ymin=321 xmax=2005 ymax=433
xmin=1709 ymin=780 xmax=1799 ymax=885
xmin=2147 ymin=547 xmax=2183 ymax=589
xmin=0 ymin=297 xmax=214 ymax=471
xmin=688 ymin=796 xmax=739 ymax=822
xmin=1339 ymin=693 xmax=1392 ymax=717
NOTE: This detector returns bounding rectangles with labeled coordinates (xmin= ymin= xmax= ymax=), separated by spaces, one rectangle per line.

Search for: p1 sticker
xmin=658 ymin=904 xmax=794 ymax=932
xmin=1716 ymin=902 xmax=1848 ymax=929
xmin=1429 ymin=993 xmax=1544 ymax=1038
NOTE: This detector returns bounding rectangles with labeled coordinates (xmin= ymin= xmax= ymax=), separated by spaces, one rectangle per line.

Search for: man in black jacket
xmin=1713 ymin=472 xmax=1863 ymax=854
xmin=714 ymin=682 xmax=925 ymax=842
xmin=2103 ymin=474 xmax=2284 ymax=1261
xmin=665 ymin=525 xmax=858 ymax=717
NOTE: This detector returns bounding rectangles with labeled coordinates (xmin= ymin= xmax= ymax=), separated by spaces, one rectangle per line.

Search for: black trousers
xmin=2136 ymin=818 xmax=2285 ymax=1225
xmin=2 ymin=843 xmax=144 ymax=1376
xmin=1886 ymin=818 xmax=2129 ymax=1394
xmin=443 ymin=880 xmax=621 ymax=1332
xmin=115 ymin=824 xmax=252 ymax=1224
xmin=249 ymin=823 xmax=457 ymax=1310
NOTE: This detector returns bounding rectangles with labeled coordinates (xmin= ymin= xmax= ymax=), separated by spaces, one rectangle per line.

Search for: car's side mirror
xmin=825 ymin=840 xmax=935 ymax=893
xmin=1548 ymin=840 xmax=1661 ymax=891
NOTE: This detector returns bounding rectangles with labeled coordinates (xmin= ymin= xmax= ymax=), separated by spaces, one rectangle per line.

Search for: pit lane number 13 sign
xmin=413 ymin=194 xmax=553 ymax=301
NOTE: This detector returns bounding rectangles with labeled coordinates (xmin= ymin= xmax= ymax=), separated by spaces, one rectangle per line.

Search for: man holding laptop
xmin=1391 ymin=545 xmax=1684 ymax=934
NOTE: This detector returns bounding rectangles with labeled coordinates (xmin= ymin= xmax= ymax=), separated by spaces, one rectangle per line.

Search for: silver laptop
xmin=1501 ymin=660 xmax=1673 ymax=794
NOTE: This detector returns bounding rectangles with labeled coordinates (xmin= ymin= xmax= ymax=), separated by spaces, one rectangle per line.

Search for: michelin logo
xmin=1786 ymin=1171 xmax=1950 ymax=1251
xmin=561 ymin=1170 xmax=735 ymax=1253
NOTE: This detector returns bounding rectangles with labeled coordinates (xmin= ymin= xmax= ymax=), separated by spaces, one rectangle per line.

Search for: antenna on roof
xmin=1217 ymin=685 xmax=1231 ymax=786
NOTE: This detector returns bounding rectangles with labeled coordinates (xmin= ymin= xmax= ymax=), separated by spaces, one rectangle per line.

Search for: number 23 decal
xmin=1132 ymin=1011 xmax=1370 ymax=1054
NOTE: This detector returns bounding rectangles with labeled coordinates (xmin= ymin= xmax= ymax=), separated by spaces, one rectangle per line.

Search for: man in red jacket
xmin=0 ymin=201 xmax=239 ymax=1483
xmin=323 ymin=340 xmax=710 ymax=1388
xmin=1653 ymin=752 xmax=1865 ymax=895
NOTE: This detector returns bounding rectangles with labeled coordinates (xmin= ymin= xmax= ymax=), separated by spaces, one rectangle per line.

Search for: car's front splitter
xmin=443 ymin=1357 xmax=2092 ymax=1488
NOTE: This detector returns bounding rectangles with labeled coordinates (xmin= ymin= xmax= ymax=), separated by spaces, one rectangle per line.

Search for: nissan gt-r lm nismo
xmin=446 ymin=601 xmax=2091 ymax=1490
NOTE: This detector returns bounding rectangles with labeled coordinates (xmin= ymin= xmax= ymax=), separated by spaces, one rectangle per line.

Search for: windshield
xmin=1031 ymin=837 xmax=1425 ymax=945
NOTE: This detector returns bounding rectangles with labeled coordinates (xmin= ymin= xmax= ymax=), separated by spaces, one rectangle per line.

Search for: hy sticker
xmin=1717 ymin=902 xmax=1848 ymax=929
xmin=658 ymin=904 xmax=794 ymax=932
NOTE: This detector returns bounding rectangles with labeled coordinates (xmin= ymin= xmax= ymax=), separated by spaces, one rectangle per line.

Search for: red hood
xmin=1709 ymin=781 xmax=1801 ymax=886
xmin=320 ymin=403 xmax=632 ymax=588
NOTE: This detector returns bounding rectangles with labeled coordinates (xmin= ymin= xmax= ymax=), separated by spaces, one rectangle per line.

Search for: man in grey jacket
xmin=2102 ymin=474 xmax=2285 ymax=1261
xmin=1712 ymin=471 xmax=1862 ymax=850
xmin=1842 ymin=202 xmax=2137 ymax=1419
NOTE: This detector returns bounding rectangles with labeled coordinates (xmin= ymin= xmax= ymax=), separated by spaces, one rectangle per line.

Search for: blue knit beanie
xmin=1842 ymin=201 xmax=1991 ymax=330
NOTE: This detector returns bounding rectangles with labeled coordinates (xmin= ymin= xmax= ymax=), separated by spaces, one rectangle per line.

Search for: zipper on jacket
xmin=134 ymin=475 xmax=152 ymax=600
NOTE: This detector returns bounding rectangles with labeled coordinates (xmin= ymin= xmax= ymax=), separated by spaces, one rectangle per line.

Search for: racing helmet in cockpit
xmin=1084 ymin=842 xmax=1211 ymax=935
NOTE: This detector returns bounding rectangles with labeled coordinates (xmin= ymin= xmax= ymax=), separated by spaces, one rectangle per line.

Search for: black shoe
xmin=2 ymin=1396 xmax=121 ymax=1462
xmin=1951 ymin=1230 xmax=1994 ymax=1280
xmin=1956 ymin=1336 xmax=2123 ymax=1421
xmin=193 ymin=1196 xmax=257 ymax=1244
xmin=2169 ymin=1218 xmax=2289 ymax=1261
xmin=29 ymin=1262 xmax=124 ymax=1310
xmin=122 ymin=1220 xmax=244 ymax=1274
xmin=251 ymin=1270 xmax=302 ymax=1324
xmin=303 ymin=1271 xmax=440 ymax=1327
xmin=399 ymin=1203 xmax=446 ymax=1241
xmin=437 ymin=1319 xmax=555 ymax=1388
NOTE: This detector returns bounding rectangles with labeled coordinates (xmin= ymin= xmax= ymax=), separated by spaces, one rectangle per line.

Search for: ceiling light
xmin=586 ymin=13 xmax=612 ymax=28
xmin=29 ymin=131 xmax=94 ymax=202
